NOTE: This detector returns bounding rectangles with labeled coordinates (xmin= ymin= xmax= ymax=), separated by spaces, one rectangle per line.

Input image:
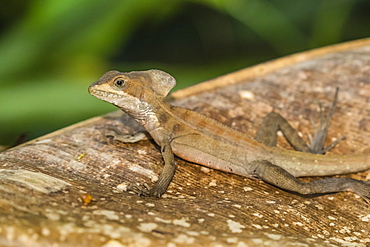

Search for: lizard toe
xmin=128 ymin=183 xmax=164 ymax=197
xmin=348 ymin=180 xmax=370 ymax=204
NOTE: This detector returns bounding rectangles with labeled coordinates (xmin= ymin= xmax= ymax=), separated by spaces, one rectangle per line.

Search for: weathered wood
xmin=1 ymin=38 xmax=370 ymax=246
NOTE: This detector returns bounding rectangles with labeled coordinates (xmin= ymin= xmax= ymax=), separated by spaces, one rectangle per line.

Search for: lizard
xmin=88 ymin=69 xmax=370 ymax=201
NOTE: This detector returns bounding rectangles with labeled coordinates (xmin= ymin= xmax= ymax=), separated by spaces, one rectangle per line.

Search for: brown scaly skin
xmin=89 ymin=70 xmax=370 ymax=202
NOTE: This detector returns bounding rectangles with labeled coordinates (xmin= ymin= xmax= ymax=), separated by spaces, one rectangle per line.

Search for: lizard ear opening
xmin=147 ymin=69 xmax=176 ymax=97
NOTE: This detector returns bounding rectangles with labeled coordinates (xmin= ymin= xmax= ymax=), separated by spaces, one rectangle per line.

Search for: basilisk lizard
xmin=88 ymin=69 xmax=370 ymax=201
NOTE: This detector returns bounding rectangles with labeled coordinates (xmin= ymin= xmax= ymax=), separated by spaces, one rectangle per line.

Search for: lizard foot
xmin=309 ymin=88 xmax=345 ymax=154
xmin=347 ymin=180 xmax=370 ymax=204
xmin=104 ymin=127 xmax=148 ymax=144
xmin=128 ymin=183 xmax=164 ymax=198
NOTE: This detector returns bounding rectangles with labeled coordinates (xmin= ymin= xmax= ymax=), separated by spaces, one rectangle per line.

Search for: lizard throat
xmin=89 ymin=87 xmax=154 ymax=122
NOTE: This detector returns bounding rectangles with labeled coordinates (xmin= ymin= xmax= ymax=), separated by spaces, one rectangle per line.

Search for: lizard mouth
xmin=88 ymin=87 xmax=121 ymax=99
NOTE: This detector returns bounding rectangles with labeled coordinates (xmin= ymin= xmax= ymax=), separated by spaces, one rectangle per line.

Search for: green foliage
xmin=0 ymin=0 xmax=369 ymax=146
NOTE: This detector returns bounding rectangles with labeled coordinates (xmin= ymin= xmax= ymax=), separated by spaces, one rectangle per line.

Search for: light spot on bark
xmin=154 ymin=217 xmax=171 ymax=224
xmin=360 ymin=214 xmax=370 ymax=222
xmin=41 ymin=227 xmax=51 ymax=237
xmin=239 ymin=90 xmax=255 ymax=100
xmin=186 ymin=231 xmax=200 ymax=236
xmin=208 ymin=179 xmax=217 ymax=186
xmin=265 ymin=233 xmax=282 ymax=240
xmin=0 ymin=169 xmax=70 ymax=194
xmin=339 ymin=226 xmax=352 ymax=234
xmin=137 ymin=223 xmax=157 ymax=233
xmin=293 ymin=222 xmax=303 ymax=227
xmin=102 ymin=240 xmax=126 ymax=247
xmin=227 ymin=219 xmax=245 ymax=233
xmin=35 ymin=139 xmax=52 ymax=144
xmin=116 ymin=182 xmax=128 ymax=192
xmin=200 ymin=167 xmax=210 ymax=173
xmin=45 ymin=212 xmax=61 ymax=221
xmin=243 ymin=187 xmax=253 ymax=191
xmin=226 ymin=237 xmax=238 ymax=243
xmin=251 ymin=224 xmax=262 ymax=229
xmin=173 ymin=218 xmax=190 ymax=227
xmin=173 ymin=234 xmax=195 ymax=244
xmin=252 ymin=212 xmax=263 ymax=218
xmin=93 ymin=210 xmax=119 ymax=221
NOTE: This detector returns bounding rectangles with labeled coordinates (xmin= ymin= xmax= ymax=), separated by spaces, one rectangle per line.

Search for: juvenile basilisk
xmin=88 ymin=70 xmax=370 ymax=201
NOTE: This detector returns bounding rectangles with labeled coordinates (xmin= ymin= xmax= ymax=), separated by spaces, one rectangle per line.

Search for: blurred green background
xmin=0 ymin=0 xmax=369 ymax=147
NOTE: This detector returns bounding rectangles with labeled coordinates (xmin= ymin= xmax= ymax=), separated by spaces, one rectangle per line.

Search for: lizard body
xmin=89 ymin=70 xmax=370 ymax=200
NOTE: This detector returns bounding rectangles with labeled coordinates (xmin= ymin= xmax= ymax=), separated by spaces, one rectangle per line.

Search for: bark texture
xmin=1 ymin=38 xmax=370 ymax=247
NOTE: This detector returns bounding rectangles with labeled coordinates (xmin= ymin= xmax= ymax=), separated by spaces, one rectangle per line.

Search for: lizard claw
xmin=128 ymin=183 xmax=163 ymax=198
xmin=309 ymin=88 xmax=344 ymax=154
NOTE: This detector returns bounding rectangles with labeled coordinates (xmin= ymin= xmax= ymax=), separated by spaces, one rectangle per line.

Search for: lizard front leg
xmin=145 ymin=143 xmax=176 ymax=197
xmin=249 ymin=160 xmax=370 ymax=203
xmin=129 ymin=140 xmax=176 ymax=198
xmin=104 ymin=127 xmax=175 ymax=197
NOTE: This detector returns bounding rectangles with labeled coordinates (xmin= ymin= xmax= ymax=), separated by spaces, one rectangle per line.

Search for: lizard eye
xmin=114 ymin=78 xmax=125 ymax=88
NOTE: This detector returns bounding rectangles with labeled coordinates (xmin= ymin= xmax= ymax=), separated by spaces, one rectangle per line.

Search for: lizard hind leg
xmin=309 ymin=88 xmax=345 ymax=154
xmin=255 ymin=111 xmax=312 ymax=153
xmin=250 ymin=160 xmax=370 ymax=203
xmin=255 ymin=88 xmax=345 ymax=154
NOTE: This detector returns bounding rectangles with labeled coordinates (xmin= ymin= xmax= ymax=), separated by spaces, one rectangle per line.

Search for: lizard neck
xmin=134 ymin=97 xmax=169 ymax=133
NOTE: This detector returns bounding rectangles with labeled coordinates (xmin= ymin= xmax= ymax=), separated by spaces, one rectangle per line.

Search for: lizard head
xmin=88 ymin=69 xmax=176 ymax=118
